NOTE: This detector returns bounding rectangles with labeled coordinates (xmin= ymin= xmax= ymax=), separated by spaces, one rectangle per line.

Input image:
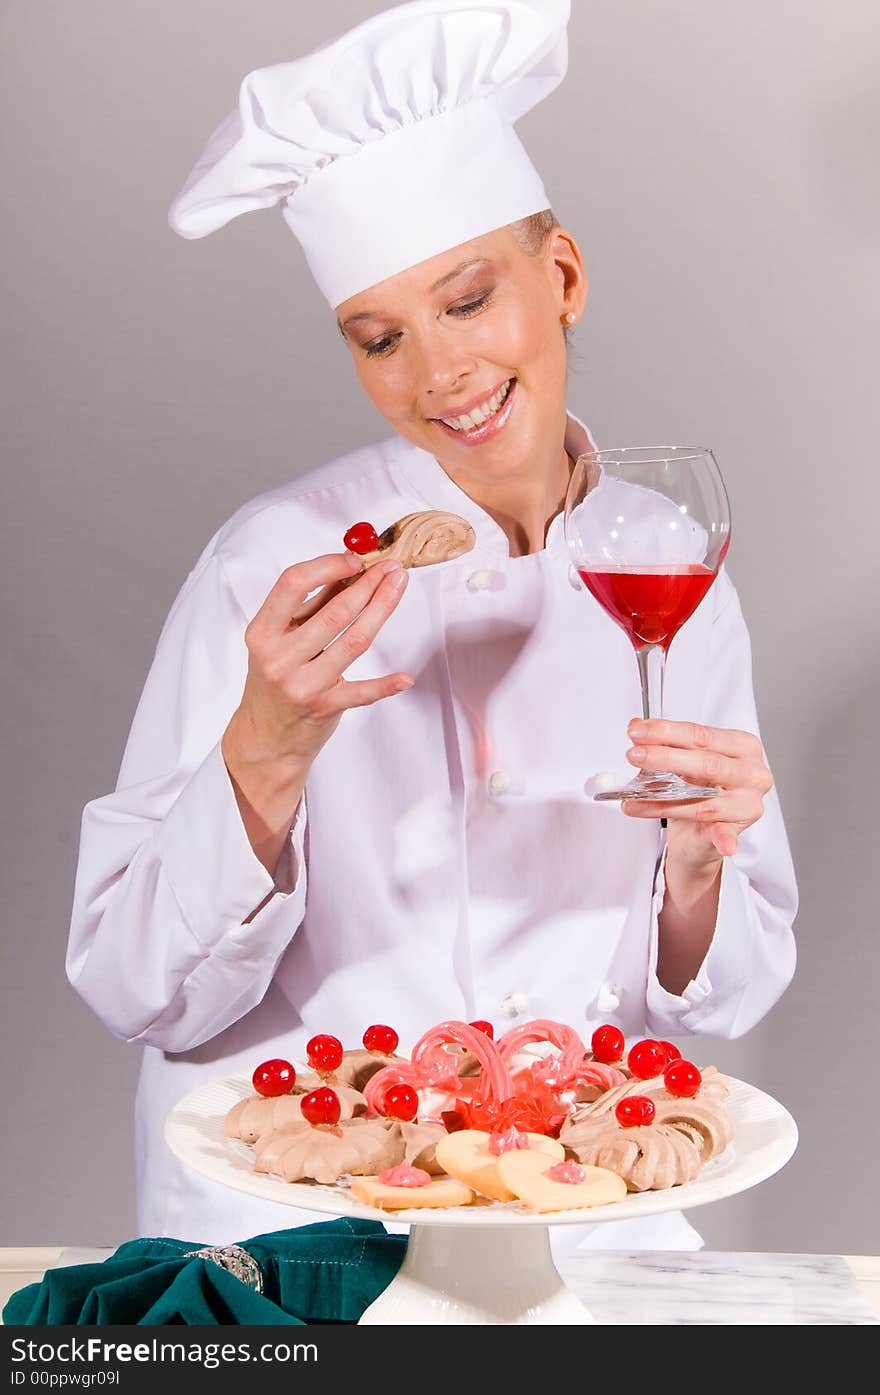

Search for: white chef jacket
xmin=66 ymin=413 xmax=798 ymax=1254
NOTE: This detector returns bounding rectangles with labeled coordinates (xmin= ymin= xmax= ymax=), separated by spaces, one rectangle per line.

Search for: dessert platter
xmin=165 ymin=1018 xmax=798 ymax=1325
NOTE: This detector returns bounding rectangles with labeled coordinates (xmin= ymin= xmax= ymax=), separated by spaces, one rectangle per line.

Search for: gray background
xmin=3 ymin=0 xmax=878 ymax=1252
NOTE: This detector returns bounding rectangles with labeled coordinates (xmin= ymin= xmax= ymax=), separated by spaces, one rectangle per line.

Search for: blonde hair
xmin=508 ymin=208 xmax=560 ymax=254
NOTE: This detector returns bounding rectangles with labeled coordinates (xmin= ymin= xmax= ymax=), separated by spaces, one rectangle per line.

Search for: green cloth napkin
xmin=3 ymin=1219 xmax=407 ymax=1326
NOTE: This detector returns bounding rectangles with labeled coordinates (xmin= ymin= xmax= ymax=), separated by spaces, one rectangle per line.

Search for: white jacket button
xmin=488 ymin=770 xmax=512 ymax=795
xmin=500 ymin=991 xmax=529 ymax=1019
xmin=467 ymin=569 xmax=493 ymax=591
xmin=596 ymin=983 xmax=622 ymax=1013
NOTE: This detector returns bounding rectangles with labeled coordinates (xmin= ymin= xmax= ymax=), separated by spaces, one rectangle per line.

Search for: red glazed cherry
xmin=306 ymin=1034 xmax=344 ymax=1074
xmin=591 ymin=1024 xmax=625 ymax=1064
xmin=383 ymin=1083 xmax=419 ymax=1122
xmin=659 ymin=1040 xmax=682 ymax=1062
xmin=252 ymin=1059 xmax=296 ymax=1097
xmin=343 ymin=522 xmax=380 ymax=555
xmin=664 ymin=1059 xmax=702 ymax=1098
xmin=627 ymin=1039 xmax=669 ymax=1079
xmin=469 ymin=1020 xmax=495 ymax=1039
xmin=615 ymin=1095 xmax=656 ymax=1128
xmin=363 ymin=1024 xmax=399 ymax=1055
xmin=300 ymin=1087 xmax=341 ymax=1127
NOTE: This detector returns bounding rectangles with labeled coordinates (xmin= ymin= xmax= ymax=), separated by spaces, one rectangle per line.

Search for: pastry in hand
xmin=343 ymin=512 xmax=475 ymax=570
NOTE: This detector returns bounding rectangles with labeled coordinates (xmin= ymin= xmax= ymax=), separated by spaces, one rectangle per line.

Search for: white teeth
xmin=440 ymin=380 xmax=512 ymax=432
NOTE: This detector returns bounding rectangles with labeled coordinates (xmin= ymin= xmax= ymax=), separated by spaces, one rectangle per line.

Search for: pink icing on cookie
xmin=545 ymin=1160 xmax=586 ymax=1185
xmin=488 ymin=1126 xmax=529 ymax=1155
xmin=377 ymin=1162 xmax=433 ymax=1188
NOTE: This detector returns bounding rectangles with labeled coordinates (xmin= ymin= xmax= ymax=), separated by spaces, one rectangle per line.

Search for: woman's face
xmin=337 ymin=225 xmax=588 ymax=493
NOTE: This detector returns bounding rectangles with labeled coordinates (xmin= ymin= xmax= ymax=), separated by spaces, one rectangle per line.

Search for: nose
xmin=419 ymin=331 xmax=475 ymax=401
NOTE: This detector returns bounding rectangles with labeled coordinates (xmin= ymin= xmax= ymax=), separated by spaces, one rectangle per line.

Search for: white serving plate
xmin=165 ymin=1071 xmax=797 ymax=1324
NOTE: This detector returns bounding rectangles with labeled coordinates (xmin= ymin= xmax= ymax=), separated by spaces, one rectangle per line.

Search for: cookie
xmin=433 ymin=1128 xmax=564 ymax=1203
xmin=349 ymin=1174 xmax=475 ymax=1210
xmin=494 ymin=1150 xmax=627 ymax=1212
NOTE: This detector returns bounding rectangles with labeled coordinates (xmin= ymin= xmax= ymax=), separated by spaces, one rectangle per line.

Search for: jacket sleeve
xmin=66 ymin=543 xmax=308 ymax=1053
xmin=644 ymin=570 xmax=798 ymax=1039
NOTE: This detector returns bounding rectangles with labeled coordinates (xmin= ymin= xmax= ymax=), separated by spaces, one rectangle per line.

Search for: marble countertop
xmin=556 ymin=1250 xmax=879 ymax=1325
xmin=1 ymin=1247 xmax=877 ymax=1325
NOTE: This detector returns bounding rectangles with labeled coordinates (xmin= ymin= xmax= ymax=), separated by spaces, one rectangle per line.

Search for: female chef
xmin=66 ymin=0 xmax=797 ymax=1252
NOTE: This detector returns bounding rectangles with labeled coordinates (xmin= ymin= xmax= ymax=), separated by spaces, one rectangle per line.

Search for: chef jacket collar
xmin=390 ymin=409 xmax=595 ymax=561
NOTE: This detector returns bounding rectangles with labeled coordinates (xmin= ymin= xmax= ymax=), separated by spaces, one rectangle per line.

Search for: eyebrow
xmin=338 ymin=259 xmax=492 ymax=333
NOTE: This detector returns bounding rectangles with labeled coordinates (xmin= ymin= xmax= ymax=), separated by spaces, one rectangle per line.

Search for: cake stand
xmin=165 ymin=1073 xmax=797 ymax=1325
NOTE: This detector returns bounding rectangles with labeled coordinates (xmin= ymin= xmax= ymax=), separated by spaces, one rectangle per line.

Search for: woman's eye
xmin=449 ymin=291 xmax=493 ymax=317
xmin=364 ymin=334 xmax=400 ymax=358
xmin=360 ymin=293 xmax=492 ymax=355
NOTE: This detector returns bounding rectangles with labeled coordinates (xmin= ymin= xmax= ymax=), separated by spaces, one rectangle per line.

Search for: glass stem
xmin=636 ymin=643 xmax=665 ymax=723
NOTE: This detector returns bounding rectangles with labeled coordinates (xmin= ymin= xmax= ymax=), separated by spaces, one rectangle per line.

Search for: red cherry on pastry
xmin=591 ymin=1024 xmax=625 ymax=1063
xmin=659 ymin=1040 xmax=682 ymax=1062
xmin=343 ymin=522 xmax=380 ymax=555
xmin=627 ymin=1039 xmax=668 ymax=1079
xmin=300 ymin=1087 xmax=341 ymax=1127
xmin=469 ymin=1020 xmax=495 ymax=1038
xmin=664 ymin=1060 xmax=702 ymax=1098
xmin=251 ymin=1059 xmax=296 ymax=1098
xmin=306 ymin=1034 xmax=344 ymax=1074
xmin=383 ymin=1083 xmax=419 ymax=1122
xmin=363 ymin=1024 xmax=399 ymax=1054
xmin=615 ymin=1095 xmax=656 ymax=1128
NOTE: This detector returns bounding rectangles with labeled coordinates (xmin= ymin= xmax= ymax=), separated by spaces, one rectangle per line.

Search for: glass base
xmin=593 ymin=772 xmax=720 ymax=803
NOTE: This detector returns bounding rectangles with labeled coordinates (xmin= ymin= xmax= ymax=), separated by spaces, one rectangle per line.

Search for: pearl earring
xmin=564 ymin=311 xmax=576 ymax=325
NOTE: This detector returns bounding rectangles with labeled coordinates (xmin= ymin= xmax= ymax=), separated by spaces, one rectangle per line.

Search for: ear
xmin=547 ymin=228 xmax=588 ymax=323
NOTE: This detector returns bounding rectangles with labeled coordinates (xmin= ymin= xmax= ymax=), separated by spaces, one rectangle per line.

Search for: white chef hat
xmin=168 ymin=0 xmax=569 ymax=307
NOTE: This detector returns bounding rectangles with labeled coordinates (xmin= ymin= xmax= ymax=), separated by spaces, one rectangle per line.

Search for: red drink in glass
xmin=576 ymin=564 xmax=716 ymax=651
xmin=564 ymin=446 xmax=731 ymax=802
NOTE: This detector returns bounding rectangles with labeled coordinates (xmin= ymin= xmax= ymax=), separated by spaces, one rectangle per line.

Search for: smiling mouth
xmin=434 ymin=379 xmax=514 ymax=432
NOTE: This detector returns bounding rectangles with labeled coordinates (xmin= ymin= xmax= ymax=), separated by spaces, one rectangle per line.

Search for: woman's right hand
xmin=221 ymin=551 xmax=411 ymax=878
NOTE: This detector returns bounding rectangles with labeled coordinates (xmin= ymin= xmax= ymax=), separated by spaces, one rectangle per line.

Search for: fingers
xmin=622 ymin=789 xmax=764 ymax=825
xmin=623 ymin=790 xmax=757 ymax=858
xmin=250 ymin=553 xmax=362 ymax=637
xmin=291 ymin=560 xmax=404 ymax=661
xmin=293 ymin=576 xmax=351 ymax=624
xmin=322 ymin=672 xmax=415 ymax=714
xmin=709 ymin=825 xmax=740 ymax=857
xmin=625 ymin=741 xmax=773 ymax=794
xmin=300 ymin=566 xmax=410 ymax=691
xmin=620 ymin=722 xmax=770 ymax=864
xmin=627 ymin=718 xmax=764 ymax=763
xmin=623 ymin=801 xmax=744 ymax=857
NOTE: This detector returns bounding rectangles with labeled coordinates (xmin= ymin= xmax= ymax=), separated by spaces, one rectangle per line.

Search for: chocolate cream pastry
xmin=224 ymin=1079 xmax=367 ymax=1144
xmin=350 ymin=511 xmax=475 ymax=570
xmin=559 ymin=1074 xmax=733 ymax=1192
xmin=253 ymin=1117 xmax=405 ymax=1185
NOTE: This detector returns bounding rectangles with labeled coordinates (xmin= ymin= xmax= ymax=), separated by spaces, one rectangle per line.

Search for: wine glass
xmin=564 ymin=446 xmax=731 ymax=802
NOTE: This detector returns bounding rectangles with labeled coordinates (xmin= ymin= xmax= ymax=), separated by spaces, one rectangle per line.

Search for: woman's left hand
xmin=621 ymin=718 xmax=774 ymax=867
